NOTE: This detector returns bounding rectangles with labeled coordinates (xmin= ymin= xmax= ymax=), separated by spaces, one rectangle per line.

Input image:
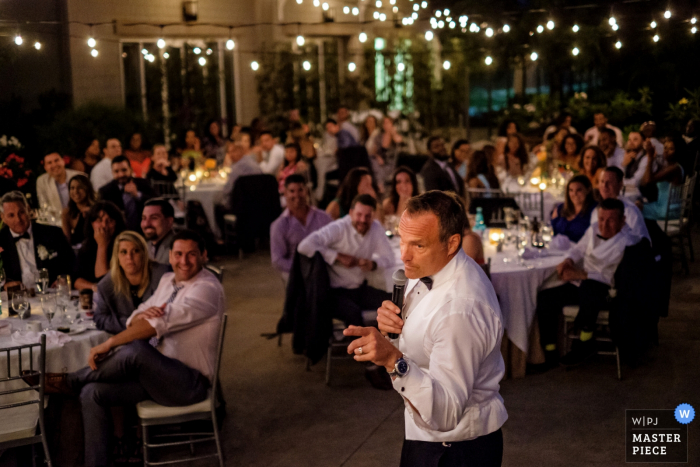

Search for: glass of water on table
xmin=40 ymin=293 xmax=57 ymax=331
xmin=35 ymin=269 xmax=49 ymax=295
xmin=12 ymin=289 xmax=30 ymax=334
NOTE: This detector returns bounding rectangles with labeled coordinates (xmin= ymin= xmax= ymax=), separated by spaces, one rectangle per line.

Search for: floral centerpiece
xmin=0 ymin=135 xmax=33 ymax=190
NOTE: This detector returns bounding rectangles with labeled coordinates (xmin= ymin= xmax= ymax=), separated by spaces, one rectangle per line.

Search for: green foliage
xmin=666 ymin=88 xmax=700 ymax=126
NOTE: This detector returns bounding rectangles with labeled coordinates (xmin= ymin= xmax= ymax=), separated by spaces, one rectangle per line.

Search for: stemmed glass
xmin=517 ymin=233 xmax=529 ymax=265
xmin=0 ymin=268 xmax=6 ymax=316
xmin=40 ymin=293 xmax=57 ymax=331
xmin=12 ymin=290 xmax=30 ymax=334
xmin=35 ymin=269 xmax=49 ymax=295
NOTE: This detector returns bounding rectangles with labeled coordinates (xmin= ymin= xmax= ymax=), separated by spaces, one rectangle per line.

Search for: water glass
xmin=40 ymin=293 xmax=57 ymax=330
xmin=517 ymin=233 xmax=529 ymax=264
xmin=12 ymin=290 xmax=30 ymax=321
xmin=35 ymin=269 xmax=49 ymax=294
xmin=541 ymin=225 xmax=553 ymax=247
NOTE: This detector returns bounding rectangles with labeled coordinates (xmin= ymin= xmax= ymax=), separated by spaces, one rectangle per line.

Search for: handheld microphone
xmin=388 ymin=269 xmax=407 ymax=339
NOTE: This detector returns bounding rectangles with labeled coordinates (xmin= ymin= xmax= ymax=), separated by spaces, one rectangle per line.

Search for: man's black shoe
xmin=560 ymin=339 xmax=596 ymax=367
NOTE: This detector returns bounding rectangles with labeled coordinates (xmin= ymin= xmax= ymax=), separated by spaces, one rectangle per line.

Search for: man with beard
xmin=298 ymin=194 xmax=394 ymax=327
xmin=141 ymin=198 xmax=176 ymax=265
xmin=98 ymin=155 xmax=156 ymax=232
xmin=622 ymin=131 xmax=649 ymax=192
xmin=420 ymin=137 xmax=465 ymax=198
xmin=598 ymin=127 xmax=626 ymax=170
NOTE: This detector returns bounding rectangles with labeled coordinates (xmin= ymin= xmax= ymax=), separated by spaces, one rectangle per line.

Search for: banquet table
xmin=184 ymin=179 xmax=226 ymax=238
xmin=375 ymin=234 xmax=569 ymax=379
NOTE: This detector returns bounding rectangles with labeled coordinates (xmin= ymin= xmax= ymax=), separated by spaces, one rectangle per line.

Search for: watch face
xmin=397 ymin=360 xmax=409 ymax=375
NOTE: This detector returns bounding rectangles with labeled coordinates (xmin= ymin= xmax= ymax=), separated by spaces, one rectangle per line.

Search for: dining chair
xmin=204 ymin=264 xmax=225 ymax=284
xmin=507 ymin=191 xmax=545 ymax=221
xmin=0 ymin=334 xmax=52 ymax=466
xmin=136 ymin=315 xmax=228 ymax=467
xmin=562 ymin=306 xmax=621 ymax=380
xmin=658 ymin=172 xmax=696 ymax=274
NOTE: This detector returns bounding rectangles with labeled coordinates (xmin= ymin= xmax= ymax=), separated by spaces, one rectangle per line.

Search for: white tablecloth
xmin=186 ymin=182 xmax=226 ymax=238
xmin=377 ymin=236 xmax=567 ymax=354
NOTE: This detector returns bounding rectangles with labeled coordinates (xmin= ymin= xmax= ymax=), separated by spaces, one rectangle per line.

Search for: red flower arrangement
xmin=0 ymin=135 xmax=33 ymax=190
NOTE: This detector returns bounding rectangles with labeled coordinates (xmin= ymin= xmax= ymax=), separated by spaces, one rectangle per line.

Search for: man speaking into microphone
xmin=343 ymin=191 xmax=507 ymax=467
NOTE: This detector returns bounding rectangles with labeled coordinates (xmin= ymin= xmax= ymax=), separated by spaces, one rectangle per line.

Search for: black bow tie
xmin=420 ymin=277 xmax=433 ymax=291
xmin=13 ymin=232 xmax=30 ymax=243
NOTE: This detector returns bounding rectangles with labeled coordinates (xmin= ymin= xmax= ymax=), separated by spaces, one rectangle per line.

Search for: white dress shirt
xmin=10 ymin=226 xmax=39 ymax=289
xmin=36 ymin=169 xmax=84 ymax=215
xmin=584 ymin=124 xmax=624 ymax=147
xmin=126 ymin=268 xmax=225 ymax=380
xmin=259 ymin=144 xmax=285 ymax=175
xmin=90 ymin=158 xmax=113 ymax=191
xmin=297 ymin=216 xmax=395 ymax=289
xmin=606 ymin=146 xmax=626 ymax=170
xmin=623 ymin=150 xmax=649 ymax=190
xmin=590 ymin=197 xmax=650 ymax=243
xmin=566 ymin=223 xmax=640 ymax=286
xmin=391 ymin=250 xmax=508 ymax=442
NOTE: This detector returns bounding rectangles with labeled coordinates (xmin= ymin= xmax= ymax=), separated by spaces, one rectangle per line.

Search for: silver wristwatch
xmin=388 ymin=357 xmax=409 ymax=378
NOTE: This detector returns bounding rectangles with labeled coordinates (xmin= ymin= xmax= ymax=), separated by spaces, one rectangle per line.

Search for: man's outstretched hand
xmin=344 ymin=325 xmax=403 ymax=372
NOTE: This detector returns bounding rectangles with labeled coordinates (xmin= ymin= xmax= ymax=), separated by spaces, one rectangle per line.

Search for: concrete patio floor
xmin=217 ymin=235 xmax=700 ymax=467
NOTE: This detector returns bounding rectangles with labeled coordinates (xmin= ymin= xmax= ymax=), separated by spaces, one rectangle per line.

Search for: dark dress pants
xmin=400 ymin=429 xmax=503 ymax=467
xmin=67 ymin=340 xmax=210 ymax=467
xmin=331 ymin=282 xmax=391 ymax=326
xmin=536 ymin=280 xmax=611 ymax=347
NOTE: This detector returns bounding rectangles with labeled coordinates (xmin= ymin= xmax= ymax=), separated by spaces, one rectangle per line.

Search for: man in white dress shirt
xmin=298 ymin=194 xmax=394 ymax=326
xmin=36 ymin=152 xmax=84 ymax=216
xmin=90 ymin=137 xmax=122 ymax=190
xmin=591 ymin=167 xmax=650 ymax=242
xmin=61 ymin=230 xmax=225 ymax=467
xmin=584 ymin=112 xmax=624 ymax=147
xmin=256 ymin=130 xmax=285 ymax=175
xmin=537 ymin=198 xmax=641 ymax=368
xmin=344 ymin=191 xmax=507 ymax=466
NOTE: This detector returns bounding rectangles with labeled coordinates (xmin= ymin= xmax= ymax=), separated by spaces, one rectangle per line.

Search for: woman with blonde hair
xmin=93 ymin=231 xmax=170 ymax=334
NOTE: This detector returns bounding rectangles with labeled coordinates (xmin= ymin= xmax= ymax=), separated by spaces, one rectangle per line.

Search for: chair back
xmin=204 ymin=264 xmax=225 ymax=283
xmin=507 ymin=190 xmax=545 ymax=220
xmin=210 ymin=315 xmax=228 ymax=412
xmin=469 ymin=197 xmax=520 ymax=228
xmin=662 ymin=172 xmax=696 ymax=233
xmin=467 ymin=188 xmax=503 ymax=199
xmin=231 ymin=174 xmax=282 ymax=250
xmin=0 ymin=335 xmax=46 ymax=410
xmin=150 ymin=180 xmax=183 ymax=201
xmin=480 ymin=257 xmax=492 ymax=281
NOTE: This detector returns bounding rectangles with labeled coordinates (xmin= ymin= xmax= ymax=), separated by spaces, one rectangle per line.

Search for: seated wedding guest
xmin=178 ymin=130 xmax=204 ymax=170
xmin=551 ymin=175 xmax=597 ymax=243
xmin=337 ymin=105 xmax=360 ymax=142
xmin=640 ymin=121 xmax=664 ymax=157
xmin=622 ymin=131 xmax=649 ymax=191
xmin=221 ymin=141 xmax=263 ymax=210
xmin=420 ymin=136 xmax=465 ymax=197
xmin=462 ymin=217 xmax=485 ymax=265
xmin=543 ymin=112 xmax=577 ymax=141
xmin=326 ymin=167 xmax=378 ymax=220
xmin=494 ymin=119 xmax=520 ymax=169
xmin=270 ymin=174 xmax=332 ymax=281
xmin=498 ymin=134 xmax=529 ymax=192
xmin=141 ymin=198 xmax=176 ymax=265
xmin=258 ymin=130 xmax=285 ymax=175
xmin=383 ymin=166 xmax=419 ymax=217
xmin=467 ymin=150 xmax=501 ymax=193
xmin=591 ymin=167 xmax=650 ymax=242
xmin=370 ymin=116 xmax=403 ymax=188
xmin=276 ymin=143 xmax=308 ymax=194
xmin=557 ymin=133 xmax=585 ymax=167
xmin=362 ymin=114 xmax=380 ymax=157
xmin=146 ymin=144 xmax=179 ymax=196
xmin=584 ymin=111 xmax=624 ymax=147
xmin=598 ymin=127 xmax=625 ymax=169
xmin=579 ymin=145 xmax=606 ymax=190
xmin=0 ymin=191 xmax=74 ymax=290
xmin=325 ymin=118 xmax=358 ymax=150
xmin=93 ymin=231 xmax=169 ymax=334
xmin=59 ymin=230 xmax=224 ymax=467
xmin=202 ymin=119 xmax=226 ymax=162
xmin=99 ymin=155 xmax=156 ymax=232
xmin=70 ymin=138 xmax=101 ymax=176
xmin=61 ymin=174 xmax=97 ymax=247
xmin=74 ymin=201 xmax=126 ymax=292
xmin=450 ymin=138 xmax=470 ymax=180
xmin=298 ymin=194 xmax=393 ymax=326
xmin=536 ymin=198 xmax=640 ymax=367
xmin=36 ymin=152 xmax=84 ymax=215
xmin=639 ymin=135 xmax=685 ymax=220
xmin=124 ymin=132 xmax=152 ymax=178
xmin=91 ymin=138 xmax=122 ymax=191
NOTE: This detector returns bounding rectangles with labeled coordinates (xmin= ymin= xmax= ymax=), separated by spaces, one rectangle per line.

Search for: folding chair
xmin=658 ymin=173 xmax=697 ymax=274
xmin=0 ymin=335 xmax=52 ymax=466
xmin=507 ymin=190 xmax=545 ymax=221
xmin=562 ymin=306 xmax=621 ymax=380
xmin=204 ymin=264 xmax=225 ymax=283
xmin=136 ymin=315 xmax=228 ymax=467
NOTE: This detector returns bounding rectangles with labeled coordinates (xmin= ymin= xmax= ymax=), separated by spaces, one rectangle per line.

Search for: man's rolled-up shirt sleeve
xmin=297 ymin=221 xmax=342 ymax=265
xmin=394 ymin=301 xmax=499 ymax=433
xmin=270 ymin=219 xmax=293 ymax=273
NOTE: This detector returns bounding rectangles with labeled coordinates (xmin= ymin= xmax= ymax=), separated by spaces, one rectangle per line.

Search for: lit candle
xmin=489 ymin=228 xmax=503 ymax=245
xmin=530 ymin=177 xmax=540 ymax=186
xmin=538 ymin=182 xmax=547 ymax=190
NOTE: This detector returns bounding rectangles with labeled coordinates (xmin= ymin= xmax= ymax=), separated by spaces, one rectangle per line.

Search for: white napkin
xmin=11 ymin=330 xmax=72 ymax=347
xmin=550 ymin=234 xmax=572 ymax=251
xmin=520 ymin=248 xmax=540 ymax=260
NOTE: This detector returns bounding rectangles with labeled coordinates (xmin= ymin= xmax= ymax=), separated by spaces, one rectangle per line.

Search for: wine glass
xmin=0 ymin=268 xmax=6 ymax=317
xmin=541 ymin=225 xmax=553 ymax=248
xmin=517 ymin=233 xmax=529 ymax=265
xmin=12 ymin=290 xmax=30 ymax=328
xmin=40 ymin=293 xmax=57 ymax=331
xmin=35 ymin=269 xmax=49 ymax=295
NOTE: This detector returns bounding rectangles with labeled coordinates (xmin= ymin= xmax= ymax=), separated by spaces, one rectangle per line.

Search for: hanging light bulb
xmin=359 ymin=32 xmax=367 ymax=43
xmin=443 ymin=60 xmax=451 ymax=70
xmin=352 ymin=7 xmax=359 ymax=15
xmin=572 ymin=47 xmax=580 ymax=56
xmin=379 ymin=13 xmax=386 ymax=21
xmin=572 ymin=24 xmax=580 ymax=32
xmin=425 ymin=30 xmax=433 ymax=41
xmin=609 ymin=17 xmax=616 ymax=26
xmin=302 ymin=60 xmax=311 ymax=71
xmin=157 ymin=38 xmax=166 ymax=49
xmin=313 ymin=0 xmax=319 ymax=6
xmin=296 ymin=0 xmax=302 ymax=3
xmin=226 ymin=39 xmax=235 ymax=50
xmin=198 ymin=57 xmax=206 ymax=66
xmin=651 ymin=21 xmax=657 ymax=28
xmin=615 ymin=41 xmax=622 ymax=49
xmin=546 ymin=20 xmax=555 ymax=30
xmin=421 ymin=1 xmax=427 ymax=9
xmin=91 ymin=49 xmax=99 ymax=57
xmin=163 ymin=52 xmax=170 ymax=59
xmin=485 ymin=27 xmax=494 ymax=37
xmin=251 ymin=61 xmax=259 ymax=71
xmin=322 ymin=2 xmax=329 ymax=11
xmin=373 ymin=11 xmax=379 ymax=19
xmin=503 ymin=24 xmax=510 ymax=33
xmin=296 ymin=35 xmax=305 ymax=46
xmin=375 ymin=0 xmax=382 ymax=7
xmin=87 ymin=37 xmax=96 ymax=48
xmin=664 ymin=10 xmax=671 ymax=19
xmin=438 ymin=20 xmax=444 ymax=28
xmin=193 ymin=47 xmax=201 ymax=54
xmin=34 ymin=41 xmax=42 ymax=50
xmin=536 ymin=25 xmax=544 ymax=33
xmin=343 ymin=6 xmax=349 ymax=14
xmin=444 ymin=9 xmax=450 ymax=15
xmin=484 ymin=56 xmax=493 ymax=65
xmin=691 ymin=18 xmax=697 ymax=25
xmin=612 ymin=24 xmax=619 ymax=31
xmin=435 ymin=11 xmax=441 ymax=18
xmin=348 ymin=62 xmax=356 ymax=72
xmin=653 ymin=34 xmax=660 ymax=42
xmin=412 ymin=12 xmax=418 ymax=20
xmin=530 ymin=52 xmax=538 ymax=61
xmin=692 ymin=26 xmax=697 ymax=34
